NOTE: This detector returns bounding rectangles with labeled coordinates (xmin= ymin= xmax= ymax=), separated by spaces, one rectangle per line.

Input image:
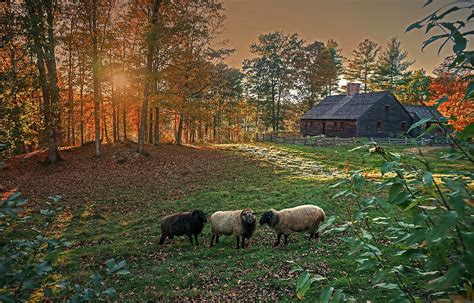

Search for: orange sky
xmin=217 ymin=0 xmax=463 ymax=74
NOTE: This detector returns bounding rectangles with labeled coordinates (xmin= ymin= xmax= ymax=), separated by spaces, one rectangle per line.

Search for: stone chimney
xmin=347 ymin=83 xmax=361 ymax=96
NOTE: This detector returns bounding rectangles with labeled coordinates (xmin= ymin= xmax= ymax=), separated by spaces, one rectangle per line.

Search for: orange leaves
xmin=428 ymin=73 xmax=473 ymax=131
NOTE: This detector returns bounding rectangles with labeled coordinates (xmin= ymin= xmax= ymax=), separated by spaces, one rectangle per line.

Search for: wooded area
xmin=2 ymin=0 xmax=472 ymax=165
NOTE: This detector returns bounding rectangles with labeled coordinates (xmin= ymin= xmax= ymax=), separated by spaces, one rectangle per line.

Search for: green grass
xmin=48 ymin=143 xmax=469 ymax=301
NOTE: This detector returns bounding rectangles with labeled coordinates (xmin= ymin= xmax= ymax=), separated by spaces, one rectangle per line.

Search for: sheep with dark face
xmin=260 ymin=205 xmax=325 ymax=246
xmin=210 ymin=209 xmax=256 ymax=249
xmin=159 ymin=210 xmax=207 ymax=246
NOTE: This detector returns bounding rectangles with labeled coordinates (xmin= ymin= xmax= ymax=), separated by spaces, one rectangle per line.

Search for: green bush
xmin=0 ymin=192 xmax=130 ymax=302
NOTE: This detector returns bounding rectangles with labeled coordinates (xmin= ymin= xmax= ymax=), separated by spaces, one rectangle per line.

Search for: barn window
xmin=340 ymin=122 xmax=344 ymax=130
xmin=376 ymin=121 xmax=383 ymax=131
xmin=333 ymin=122 xmax=338 ymax=129
xmin=385 ymin=105 xmax=391 ymax=113
xmin=401 ymin=121 xmax=407 ymax=131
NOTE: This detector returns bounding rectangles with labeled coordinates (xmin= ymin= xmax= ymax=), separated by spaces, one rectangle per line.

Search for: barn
xmin=300 ymin=83 xmax=442 ymax=138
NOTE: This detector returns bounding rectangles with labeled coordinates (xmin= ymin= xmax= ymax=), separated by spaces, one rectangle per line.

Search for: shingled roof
xmin=301 ymin=91 xmax=391 ymax=120
xmin=404 ymin=105 xmax=445 ymax=121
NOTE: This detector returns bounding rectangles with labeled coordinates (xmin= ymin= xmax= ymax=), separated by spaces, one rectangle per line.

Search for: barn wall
xmin=301 ymin=119 xmax=357 ymax=137
xmin=357 ymin=95 xmax=413 ymax=138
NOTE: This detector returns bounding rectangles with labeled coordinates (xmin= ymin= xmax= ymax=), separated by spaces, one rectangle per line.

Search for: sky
xmin=216 ymin=0 xmax=465 ymax=74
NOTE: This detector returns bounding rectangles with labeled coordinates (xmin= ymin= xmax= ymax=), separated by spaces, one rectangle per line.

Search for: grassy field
xmin=1 ymin=142 xmax=469 ymax=301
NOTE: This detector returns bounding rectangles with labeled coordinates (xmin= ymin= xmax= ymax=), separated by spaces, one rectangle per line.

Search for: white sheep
xmin=209 ymin=209 xmax=256 ymax=249
xmin=259 ymin=204 xmax=325 ymax=246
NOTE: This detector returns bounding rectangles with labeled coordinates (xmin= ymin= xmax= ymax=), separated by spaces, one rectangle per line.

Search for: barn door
xmin=322 ymin=122 xmax=326 ymax=134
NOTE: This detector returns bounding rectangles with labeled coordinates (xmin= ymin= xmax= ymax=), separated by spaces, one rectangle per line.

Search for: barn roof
xmin=301 ymin=91 xmax=391 ymax=120
xmin=404 ymin=105 xmax=445 ymax=121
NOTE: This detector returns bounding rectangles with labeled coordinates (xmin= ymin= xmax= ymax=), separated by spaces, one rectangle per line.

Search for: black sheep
xmin=159 ymin=210 xmax=207 ymax=246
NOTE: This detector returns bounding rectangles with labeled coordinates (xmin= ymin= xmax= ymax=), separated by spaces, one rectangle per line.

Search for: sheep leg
xmin=210 ymin=234 xmax=215 ymax=247
xmin=274 ymin=234 xmax=282 ymax=247
xmin=194 ymin=234 xmax=199 ymax=245
xmin=315 ymin=231 xmax=320 ymax=241
xmin=309 ymin=232 xmax=315 ymax=240
xmin=188 ymin=234 xmax=194 ymax=246
xmin=284 ymin=235 xmax=288 ymax=246
xmin=159 ymin=234 xmax=167 ymax=245
xmin=241 ymin=237 xmax=245 ymax=249
xmin=216 ymin=235 xmax=219 ymax=243
xmin=235 ymin=236 xmax=240 ymax=249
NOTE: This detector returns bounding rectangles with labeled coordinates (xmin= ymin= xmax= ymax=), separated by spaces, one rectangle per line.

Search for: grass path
xmin=221 ymin=144 xmax=347 ymax=179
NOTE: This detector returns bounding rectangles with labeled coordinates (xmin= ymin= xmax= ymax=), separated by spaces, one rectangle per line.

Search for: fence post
xmin=404 ymin=137 xmax=407 ymax=146
xmin=352 ymin=137 xmax=355 ymax=145
xmin=388 ymin=137 xmax=391 ymax=145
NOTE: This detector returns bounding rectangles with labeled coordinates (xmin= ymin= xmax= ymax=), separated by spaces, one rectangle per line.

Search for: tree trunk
xmin=26 ymin=0 xmax=62 ymax=164
xmin=137 ymin=0 xmax=161 ymax=154
xmin=45 ymin=0 xmax=61 ymax=164
xmin=67 ymin=42 xmax=73 ymax=145
xmin=112 ymin=82 xmax=117 ymax=142
xmin=123 ymin=105 xmax=127 ymax=141
xmin=271 ymin=81 xmax=276 ymax=131
xmin=80 ymin=80 xmax=84 ymax=145
xmin=176 ymin=112 xmax=183 ymax=145
xmin=153 ymin=107 xmax=159 ymax=145
xmin=116 ymin=105 xmax=120 ymax=142
xmin=91 ymin=0 xmax=101 ymax=157
xmin=148 ymin=109 xmax=153 ymax=143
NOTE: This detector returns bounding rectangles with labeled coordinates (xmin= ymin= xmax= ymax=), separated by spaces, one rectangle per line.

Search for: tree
xmin=396 ymin=69 xmax=431 ymax=104
xmin=296 ymin=39 xmax=344 ymax=111
xmin=429 ymin=61 xmax=473 ymax=131
xmin=373 ymin=37 xmax=414 ymax=91
xmin=297 ymin=41 xmax=327 ymax=110
xmin=137 ymin=0 xmax=162 ymax=154
xmin=324 ymin=39 xmax=344 ymax=96
xmin=23 ymin=0 xmax=62 ymax=164
xmin=82 ymin=0 xmax=115 ymax=156
xmin=243 ymin=32 xmax=303 ymax=131
xmin=346 ymin=39 xmax=380 ymax=93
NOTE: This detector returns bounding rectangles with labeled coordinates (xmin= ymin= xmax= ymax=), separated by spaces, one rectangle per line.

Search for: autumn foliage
xmin=429 ymin=73 xmax=473 ymax=131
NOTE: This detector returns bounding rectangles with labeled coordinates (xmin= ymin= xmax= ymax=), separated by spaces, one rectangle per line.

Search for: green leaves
xmin=381 ymin=161 xmax=398 ymax=175
xmin=106 ymin=259 xmax=130 ymax=275
xmin=319 ymin=216 xmax=336 ymax=233
xmin=457 ymin=122 xmax=474 ymax=140
xmin=356 ymin=258 xmax=378 ymax=272
xmin=319 ymin=286 xmax=334 ymax=303
xmin=406 ymin=22 xmax=423 ymax=32
xmin=426 ymin=211 xmax=458 ymax=246
xmin=1 ymin=192 xmax=130 ymax=302
xmin=428 ymin=262 xmax=465 ymax=290
xmin=36 ymin=261 xmax=52 ymax=276
xmin=295 ymin=271 xmax=327 ymax=300
xmin=422 ymin=172 xmax=433 ymax=187
xmin=407 ymin=116 xmax=432 ymax=134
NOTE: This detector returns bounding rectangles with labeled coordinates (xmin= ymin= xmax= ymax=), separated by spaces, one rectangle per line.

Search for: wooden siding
xmin=356 ymin=94 xmax=413 ymax=138
xmin=301 ymin=119 xmax=357 ymax=137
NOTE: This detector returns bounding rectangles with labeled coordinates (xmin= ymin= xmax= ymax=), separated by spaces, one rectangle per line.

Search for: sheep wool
xmin=260 ymin=204 xmax=325 ymax=246
xmin=210 ymin=209 xmax=256 ymax=249
xmin=271 ymin=205 xmax=325 ymax=235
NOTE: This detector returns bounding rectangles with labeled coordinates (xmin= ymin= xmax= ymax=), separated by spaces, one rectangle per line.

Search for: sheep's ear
xmin=252 ymin=212 xmax=257 ymax=216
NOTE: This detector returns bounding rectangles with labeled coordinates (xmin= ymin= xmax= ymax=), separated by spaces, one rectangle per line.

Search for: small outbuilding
xmin=404 ymin=105 xmax=447 ymax=137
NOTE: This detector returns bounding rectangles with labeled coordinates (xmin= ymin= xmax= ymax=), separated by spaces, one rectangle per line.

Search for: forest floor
xmin=1 ymin=142 xmax=470 ymax=301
